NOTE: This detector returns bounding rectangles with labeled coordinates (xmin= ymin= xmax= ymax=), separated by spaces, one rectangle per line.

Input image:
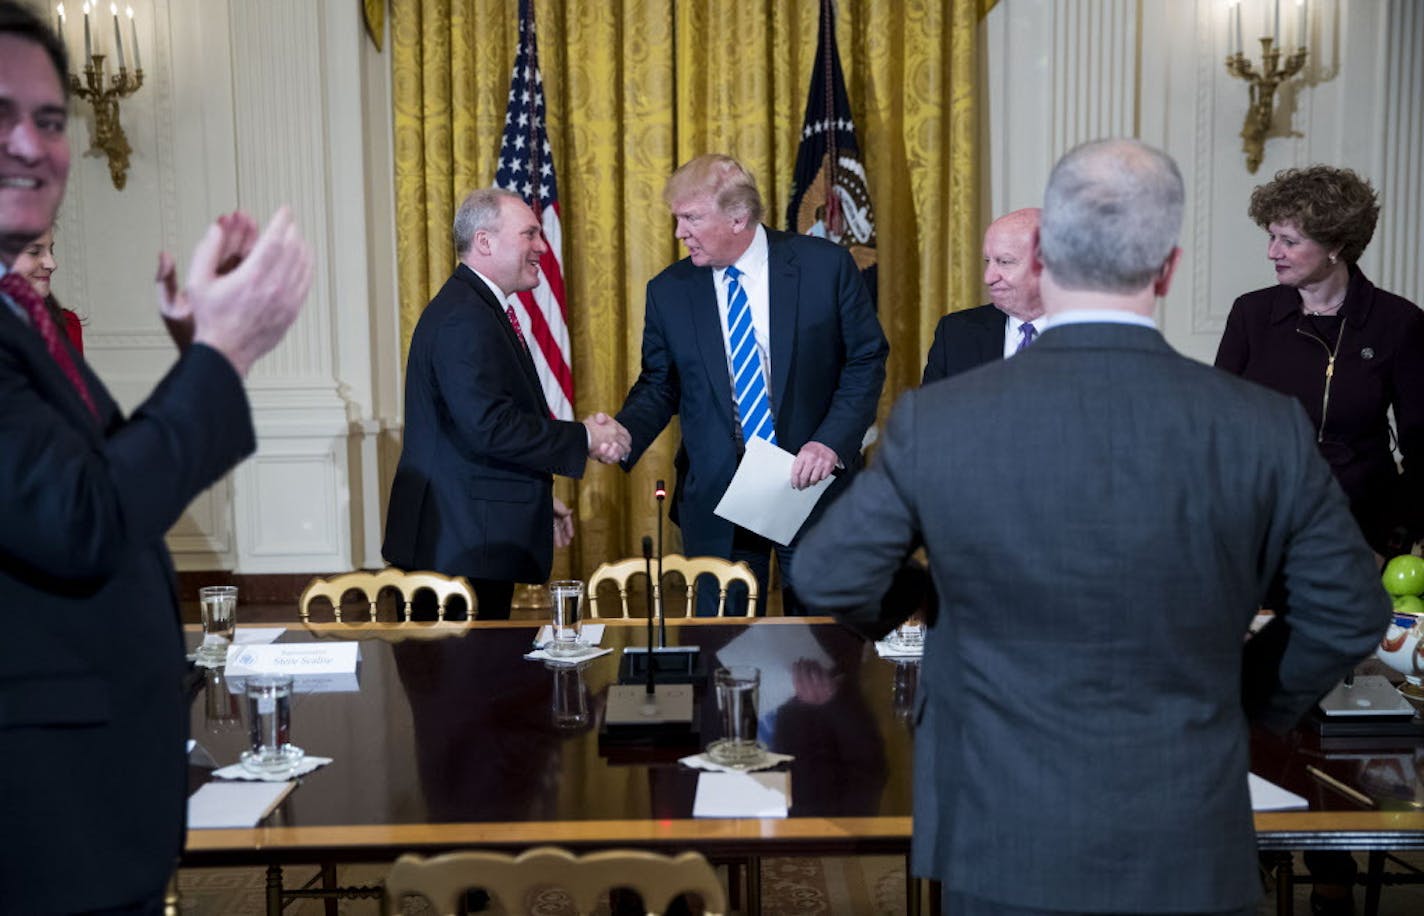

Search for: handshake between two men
xmin=582 ymin=411 xmax=631 ymax=465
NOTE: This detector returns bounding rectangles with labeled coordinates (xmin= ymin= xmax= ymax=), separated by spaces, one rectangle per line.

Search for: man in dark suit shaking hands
xmin=383 ymin=188 xmax=629 ymax=619
xmin=0 ymin=4 xmax=313 ymax=911
xmin=616 ymin=154 xmax=887 ymax=615
xmin=796 ymin=139 xmax=1389 ymax=915
xmin=922 ymin=207 xmax=1044 ymax=385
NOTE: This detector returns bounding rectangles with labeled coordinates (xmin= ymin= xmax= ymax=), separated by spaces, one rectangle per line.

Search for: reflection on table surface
xmin=183 ymin=619 xmax=1424 ymax=863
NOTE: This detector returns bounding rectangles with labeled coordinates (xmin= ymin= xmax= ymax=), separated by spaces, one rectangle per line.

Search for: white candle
xmin=1297 ymin=0 xmax=1308 ymax=48
xmin=1274 ymin=0 xmax=1281 ymax=43
xmin=82 ymin=2 xmax=91 ymax=62
xmin=127 ymin=7 xmax=139 ymax=70
xmin=55 ymin=4 xmax=65 ymax=45
xmin=111 ymin=4 xmax=124 ymax=70
xmin=1232 ymin=2 xmax=1242 ymax=55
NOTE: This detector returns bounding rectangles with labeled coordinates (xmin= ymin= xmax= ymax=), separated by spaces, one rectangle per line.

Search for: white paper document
xmin=187 ymin=780 xmax=294 ymax=829
xmin=1249 ymin=772 xmax=1308 ymax=811
xmin=692 ymin=771 xmax=790 ymax=818
xmin=713 ymin=437 xmax=836 ymax=545
xmin=717 ymin=625 xmax=833 ymax=719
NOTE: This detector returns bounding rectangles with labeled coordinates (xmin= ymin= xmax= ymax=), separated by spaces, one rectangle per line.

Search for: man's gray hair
xmin=1038 ymin=139 xmax=1184 ymax=293
xmin=453 ymin=187 xmax=523 ymax=255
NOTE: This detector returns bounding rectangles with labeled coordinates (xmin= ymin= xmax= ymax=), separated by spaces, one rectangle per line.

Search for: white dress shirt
xmin=1002 ymin=316 xmax=1043 ymax=358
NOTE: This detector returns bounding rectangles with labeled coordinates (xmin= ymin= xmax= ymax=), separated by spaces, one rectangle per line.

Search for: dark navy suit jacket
xmin=616 ymin=229 xmax=887 ymax=556
xmin=383 ymin=264 xmax=587 ymax=585
xmin=921 ymin=303 xmax=1006 ymax=385
xmin=0 ymin=292 xmax=255 ymax=912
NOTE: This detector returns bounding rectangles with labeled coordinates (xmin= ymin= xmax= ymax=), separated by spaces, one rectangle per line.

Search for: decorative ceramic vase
xmin=1376 ymin=612 xmax=1424 ymax=685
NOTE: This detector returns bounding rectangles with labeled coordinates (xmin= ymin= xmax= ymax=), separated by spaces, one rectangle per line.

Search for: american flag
xmin=494 ymin=0 xmax=573 ymax=420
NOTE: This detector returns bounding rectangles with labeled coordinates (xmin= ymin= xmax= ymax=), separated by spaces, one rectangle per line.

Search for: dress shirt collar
xmin=1042 ymin=309 xmax=1157 ymax=331
xmin=0 ymin=261 xmax=25 ymax=322
xmin=470 ymin=267 xmax=509 ymax=305
xmin=713 ymin=224 xmax=768 ymax=285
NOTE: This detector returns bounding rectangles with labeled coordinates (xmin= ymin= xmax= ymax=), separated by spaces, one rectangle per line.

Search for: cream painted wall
xmin=39 ymin=1 xmax=1420 ymax=572
xmin=984 ymin=0 xmax=1423 ymax=364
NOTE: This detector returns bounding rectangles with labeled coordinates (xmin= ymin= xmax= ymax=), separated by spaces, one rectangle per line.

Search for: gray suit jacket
xmin=796 ymin=322 xmax=1390 ymax=912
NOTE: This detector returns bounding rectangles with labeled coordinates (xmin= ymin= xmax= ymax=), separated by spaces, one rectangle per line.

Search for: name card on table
xmin=223 ymin=643 xmax=361 ymax=693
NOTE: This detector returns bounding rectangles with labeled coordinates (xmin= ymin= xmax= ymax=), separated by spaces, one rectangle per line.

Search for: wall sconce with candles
xmin=53 ymin=3 xmax=144 ymax=190
xmin=1224 ymin=0 xmax=1310 ymax=174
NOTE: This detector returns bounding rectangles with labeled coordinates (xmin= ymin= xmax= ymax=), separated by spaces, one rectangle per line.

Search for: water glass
xmin=549 ymin=663 xmax=590 ymax=730
xmin=240 ymin=675 xmax=304 ymax=775
xmin=197 ymin=585 xmax=238 ymax=665
xmin=547 ymin=579 xmax=585 ymax=657
xmin=708 ymin=665 xmax=762 ymax=766
xmin=203 ymin=666 xmax=243 ymax=734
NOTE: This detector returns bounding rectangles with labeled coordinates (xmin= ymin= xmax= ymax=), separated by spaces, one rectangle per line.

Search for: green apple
xmin=1382 ymin=555 xmax=1424 ymax=597
xmin=1393 ymin=594 xmax=1424 ymax=617
xmin=1389 ymin=595 xmax=1424 ymax=615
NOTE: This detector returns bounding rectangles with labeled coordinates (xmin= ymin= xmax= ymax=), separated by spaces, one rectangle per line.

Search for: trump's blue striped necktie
xmin=723 ymin=265 xmax=777 ymax=445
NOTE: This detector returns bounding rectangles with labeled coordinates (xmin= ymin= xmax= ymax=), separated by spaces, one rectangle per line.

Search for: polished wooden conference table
xmin=181 ymin=618 xmax=1424 ymax=904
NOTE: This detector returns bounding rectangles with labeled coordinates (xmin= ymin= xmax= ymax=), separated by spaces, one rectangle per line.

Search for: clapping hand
xmin=156 ymin=207 xmax=313 ymax=376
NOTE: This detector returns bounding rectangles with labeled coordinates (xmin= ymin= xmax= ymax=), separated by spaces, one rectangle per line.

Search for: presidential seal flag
xmin=494 ymin=0 xmax=573 ymax=420
xmin=786 ymin=0 xmax=878 ymax=308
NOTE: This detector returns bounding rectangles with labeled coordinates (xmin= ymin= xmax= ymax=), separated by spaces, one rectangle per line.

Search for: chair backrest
xmin=662 ymin=554 xmax=758 ymax=617
xmin=586 ymin=556 xmax=652 ymax=618
xmin=383 ymin=846 xmax=726 ymax=916
xmin=586 ymin=554 xmax=758 ymax=618
xmin=298 ymin=567 xmax=476 ymax=624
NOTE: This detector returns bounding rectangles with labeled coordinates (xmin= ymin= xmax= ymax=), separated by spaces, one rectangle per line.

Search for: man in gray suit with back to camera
xmin=796 ymin=138 xmax=1390 ymax=915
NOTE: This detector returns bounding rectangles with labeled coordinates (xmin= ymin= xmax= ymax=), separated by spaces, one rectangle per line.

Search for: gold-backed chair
xmin=298 ymin=567 xmax=476 ymax=626
xmin=586 ymin=553 xmax=758 ymax=618
xmin=383 ymin=846 xmax=726 ymax=916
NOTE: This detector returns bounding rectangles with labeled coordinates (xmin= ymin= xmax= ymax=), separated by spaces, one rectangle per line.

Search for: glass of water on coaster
xmin=240 ymin=674 xmax=304 ymax=776
xmin=547 ymin=579 xmax=585 ymax=657
xmin=707 ymin=665 xmax=764 ymax=767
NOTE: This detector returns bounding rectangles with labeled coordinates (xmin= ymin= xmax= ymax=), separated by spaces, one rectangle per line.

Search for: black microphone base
xmin=618 ymin=646 xmax=701 ymax=685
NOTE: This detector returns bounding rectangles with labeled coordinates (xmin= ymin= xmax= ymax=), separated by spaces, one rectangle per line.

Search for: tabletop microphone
xmin=654 ymin=480 xmax=666 ymax=648
xmin=642 ymin=535 xmax=656 ymax=698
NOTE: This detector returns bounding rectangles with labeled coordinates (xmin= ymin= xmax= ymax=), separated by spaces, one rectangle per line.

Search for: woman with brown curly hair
xmin=1216 ymin=165 xmax=1423 ymax=559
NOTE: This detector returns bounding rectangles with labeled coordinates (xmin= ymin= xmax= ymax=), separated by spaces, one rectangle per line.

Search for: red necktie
xmin=506 ymin=304 xmax=530 ymax=352
xmin=1 ymin=272 xmax=99 ymax=419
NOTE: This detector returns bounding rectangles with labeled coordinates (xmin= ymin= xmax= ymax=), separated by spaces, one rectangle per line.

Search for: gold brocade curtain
xmin=390 ymin=0 xmax=982 ymax=580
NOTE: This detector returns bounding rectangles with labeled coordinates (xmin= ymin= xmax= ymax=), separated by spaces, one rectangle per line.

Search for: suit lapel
xmin=767 ymin=234 xmax=797 ymax=417
xmin=459 ymin=265 xmax=552 ymax=416
xmin=979 ymin=308 xmax=1008 ymax=361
